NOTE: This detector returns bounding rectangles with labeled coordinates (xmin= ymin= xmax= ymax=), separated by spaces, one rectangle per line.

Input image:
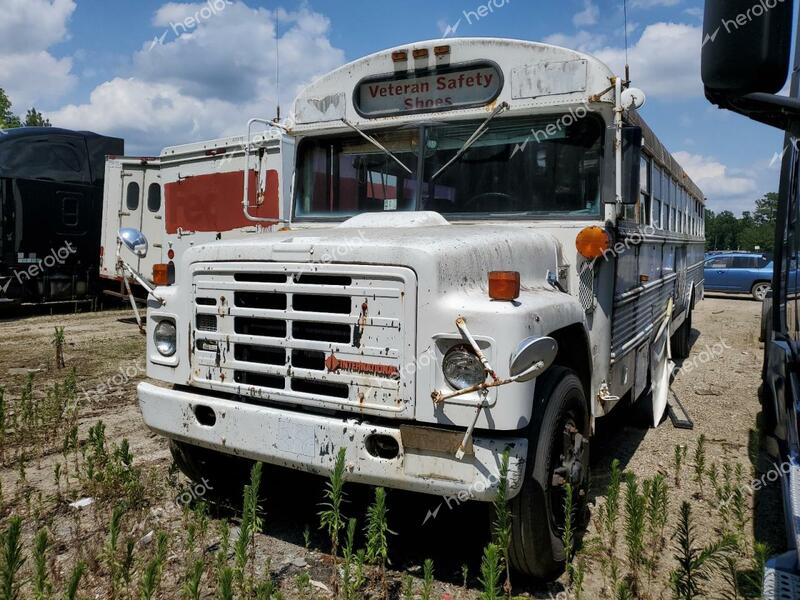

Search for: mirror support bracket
xmin=707 ymin=91 xmax=800 ymax=131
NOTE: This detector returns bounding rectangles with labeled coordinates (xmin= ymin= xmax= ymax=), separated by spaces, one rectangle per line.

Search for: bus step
xmin=667 ymin=391 xmax=694 ymax=430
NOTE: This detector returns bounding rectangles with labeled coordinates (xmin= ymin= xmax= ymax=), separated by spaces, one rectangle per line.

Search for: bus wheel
xmin=670 ymin=309 xmax=692 ymax=360
xmin=508 ymin=367 xmax=590 ymax=580
xmin=169 ymin=440 xmax=253 ymax=503
xmin=751 ymin=282 xmax=771 ymax=301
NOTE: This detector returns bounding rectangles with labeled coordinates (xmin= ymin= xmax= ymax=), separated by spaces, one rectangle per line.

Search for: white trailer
xmin=132 ymin=38 xmax=705 ymax=579
xmin=101 ymin=130 xmax=293 ymax=292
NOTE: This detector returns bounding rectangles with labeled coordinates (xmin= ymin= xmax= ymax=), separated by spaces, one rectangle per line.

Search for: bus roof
xmin=628 ymin=110 xmax=704 ymax=203
xmin=289 ymin=36 xmax=705 ymax=203
xmin=291 ymin=37 xmax=615 ymax=128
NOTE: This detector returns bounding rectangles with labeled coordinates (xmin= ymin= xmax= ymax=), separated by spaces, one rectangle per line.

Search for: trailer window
xmin=126 ymin=182 xmax=140 ymax=211
xmin=147 ymin=183 xmax=161 ymax=212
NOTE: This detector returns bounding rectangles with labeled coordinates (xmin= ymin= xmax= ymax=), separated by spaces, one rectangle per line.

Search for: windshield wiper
xmin=430 ymin=102 xmax=510 ymax=182
xmin=341 ymin=119 xmax=412 ymax=174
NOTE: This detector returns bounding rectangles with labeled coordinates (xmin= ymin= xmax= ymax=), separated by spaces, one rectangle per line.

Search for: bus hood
xmin=182 ymin=212 xmax=562 ymax=293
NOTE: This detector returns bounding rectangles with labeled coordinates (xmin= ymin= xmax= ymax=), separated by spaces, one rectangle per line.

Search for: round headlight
xmin=443 ymin=345 xmax=485 ymax=390
xmin=154 ymin=320 xmax=177 ymax=357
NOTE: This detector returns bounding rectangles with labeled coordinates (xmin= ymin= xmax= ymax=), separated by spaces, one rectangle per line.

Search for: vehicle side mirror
xmin=702 ymin=0 xmax=794 ymax=96
xmin=509 ymin=336 xmax=558 ymax=383
xmin=621 ymin=126 xmax=642 ymax=206
xmin=118 ymin=228 xmax=148 ymax=258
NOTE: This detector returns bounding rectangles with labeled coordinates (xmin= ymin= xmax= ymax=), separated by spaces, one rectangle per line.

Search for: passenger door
xmin=138 ymin=170 xmax=163 ymax=280
xmin=118 ymin=167 xmax=145 ymax=271
xmin=729 ymin=256 xmax=761 ymax=292
xmin=704 ymin=256 xmax=732 ymax=290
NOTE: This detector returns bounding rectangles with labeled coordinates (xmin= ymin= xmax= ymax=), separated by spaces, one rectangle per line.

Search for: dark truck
xmin=702 ymin=0 xmax=800 ymax=593
xmin=0 ymin=127 xmax=123 ymax=306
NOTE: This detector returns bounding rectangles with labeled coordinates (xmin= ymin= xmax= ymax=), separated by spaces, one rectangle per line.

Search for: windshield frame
xmin=291 ymin=112 xmax=608 ymax=223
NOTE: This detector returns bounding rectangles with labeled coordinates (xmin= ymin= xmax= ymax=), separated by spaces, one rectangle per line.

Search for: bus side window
xmin=640 ymin=156 xmax=651 ymax=225
xmin=653 ymin=165 xmax=662 ymax=228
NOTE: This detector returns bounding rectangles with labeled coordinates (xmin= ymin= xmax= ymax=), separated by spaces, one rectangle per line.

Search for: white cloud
xmin=683 ymin=6 xmax=704 ymax=18
xmin=631 ymin=0 xmax=681 ymax=8
xmin=0 ymin=52 xmax=74 ymax=109
xmin=594 ymin=22 xmax=701 ymax=97
xmin=544 ymin=31 xmax=607 ymax=53
xmin=0 ymin=0 xmax=77 ymax=109
xmin=673 ymin=151 xmax=758 ymax=199
xmin=573 ymin=0 xmax=599 ymax=27
xmin=48 ymin=2 xmax=345 ymax=153
xmin=0 ymin=0 xmax=75 ymax=53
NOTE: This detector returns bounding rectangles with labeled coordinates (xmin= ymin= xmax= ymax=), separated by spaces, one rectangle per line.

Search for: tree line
xmin=704 ymin=192 xmax=778 ymax=252
xmin=0 ymin=87 xmax=50 ymax=129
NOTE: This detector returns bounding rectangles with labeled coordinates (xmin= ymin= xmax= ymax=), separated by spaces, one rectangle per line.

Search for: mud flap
xmin=649 ymin=298 xmax=674 ymax=428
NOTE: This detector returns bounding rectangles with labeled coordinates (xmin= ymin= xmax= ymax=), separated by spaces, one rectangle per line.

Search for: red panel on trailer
xmin=164 ymin=169 xmax=279 ymax=234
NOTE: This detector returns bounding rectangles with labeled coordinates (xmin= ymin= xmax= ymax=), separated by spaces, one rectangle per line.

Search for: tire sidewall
xmin=510 ymin=367 xmax=589 ymax=580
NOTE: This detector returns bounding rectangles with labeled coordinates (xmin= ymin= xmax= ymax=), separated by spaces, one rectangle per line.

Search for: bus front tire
xmin=508 ymin=367 xmax=590 ymax=581
xmin=169 ymin=440 xmax=253 ymax=502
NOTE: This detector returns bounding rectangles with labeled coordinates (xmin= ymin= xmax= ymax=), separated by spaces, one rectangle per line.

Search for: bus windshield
xmin=293 ymin=114 xmax=605 ymax=219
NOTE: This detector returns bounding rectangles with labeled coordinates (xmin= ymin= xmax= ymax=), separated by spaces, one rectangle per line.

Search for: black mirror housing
xmin=621 ymin=126 xmax=642 ymax=206
xmin=702 ymin=0 xmax=794 ymax=96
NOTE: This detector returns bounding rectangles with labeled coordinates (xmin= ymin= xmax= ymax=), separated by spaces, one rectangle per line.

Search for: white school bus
xmin=133 ymin=38 xmax=705 ymax=579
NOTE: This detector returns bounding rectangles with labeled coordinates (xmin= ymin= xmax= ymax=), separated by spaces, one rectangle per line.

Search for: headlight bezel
xmin=442 ymin=344 xmax=486 ymax=390
xmin=154 ymin=319 xmax=177 ymax=357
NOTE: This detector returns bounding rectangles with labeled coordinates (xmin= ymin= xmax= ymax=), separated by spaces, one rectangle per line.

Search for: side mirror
xmin=509 ymin=336 xmax=558 ymax=383
xmin=621 ymin=126 xmax=642 ymax=206
xmin=118 ymin=228 xmax=148 ymax=258
xmin=702 ymin=0 xmax=793 ymax=96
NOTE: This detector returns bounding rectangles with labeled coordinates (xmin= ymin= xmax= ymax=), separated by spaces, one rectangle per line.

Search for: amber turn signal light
xmin=152 ymin=263 xmax=170 ymax=286
xmin=576 ymin=226 xmax=611 ymax=259
xmin=489 ymin=271 xmax=520 ymax=301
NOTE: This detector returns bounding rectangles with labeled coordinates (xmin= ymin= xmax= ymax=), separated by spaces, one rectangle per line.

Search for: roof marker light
xmin=434 ymin=45 xmax=451 ymax=56
xmin=392 ymin=51 xmax=408 ymax=62
xmin=413 ymin=48 xmax=429 ymax=59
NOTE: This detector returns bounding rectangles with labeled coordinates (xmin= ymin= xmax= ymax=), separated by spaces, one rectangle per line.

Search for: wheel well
xmin=548 ymin=324 xmax=592 ymax=400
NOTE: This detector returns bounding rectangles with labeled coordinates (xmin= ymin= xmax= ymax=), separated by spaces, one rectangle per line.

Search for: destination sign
xmin=355 ymin=63 xmax=502 ymax=117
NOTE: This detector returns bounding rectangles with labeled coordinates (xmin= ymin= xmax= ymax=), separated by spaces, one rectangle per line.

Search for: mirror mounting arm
xmin=707 ymin=91 xmax=800 ymax=131
xmin=117 ymin=259 xmax=165 ymax=306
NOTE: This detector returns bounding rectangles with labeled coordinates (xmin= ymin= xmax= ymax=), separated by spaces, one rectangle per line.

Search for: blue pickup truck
xmin=703 ymin=252 xmax=774 ymax=301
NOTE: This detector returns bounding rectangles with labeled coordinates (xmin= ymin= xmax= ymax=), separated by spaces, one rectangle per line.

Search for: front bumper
xmin=138 ymin=382 xmax=527 ymax=500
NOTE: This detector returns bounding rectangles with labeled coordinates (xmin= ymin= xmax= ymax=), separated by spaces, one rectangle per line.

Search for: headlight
xmin=154 ymin=320 xmax=177 ymax=357
xmin=443 ymin=345 xmax=485 ymax=390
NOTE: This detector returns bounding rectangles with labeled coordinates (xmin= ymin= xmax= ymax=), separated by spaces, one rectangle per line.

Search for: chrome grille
xmin=190 ymin=262 xmax=417 ymax=419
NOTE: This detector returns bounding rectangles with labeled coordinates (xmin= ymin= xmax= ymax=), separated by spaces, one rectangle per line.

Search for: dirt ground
xmin=0 ymin=295 xmax=782 ymax=599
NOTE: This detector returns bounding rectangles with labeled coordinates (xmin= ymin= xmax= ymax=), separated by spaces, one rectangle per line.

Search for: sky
xmin=0 ymin=0 xmax=790 ymax=215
